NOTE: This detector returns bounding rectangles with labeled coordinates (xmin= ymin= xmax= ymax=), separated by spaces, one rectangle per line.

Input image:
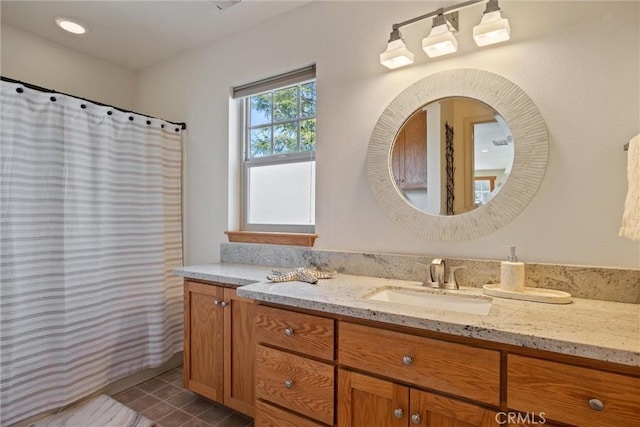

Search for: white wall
xmin=135 ymin=1 xmax=640 ymax=269
xmin=1 ymin=25 xmax=136 ymax=110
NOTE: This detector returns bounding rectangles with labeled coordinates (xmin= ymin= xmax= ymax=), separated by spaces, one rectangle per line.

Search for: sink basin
xmin=365 ymin=286 xmax=492 ymax=316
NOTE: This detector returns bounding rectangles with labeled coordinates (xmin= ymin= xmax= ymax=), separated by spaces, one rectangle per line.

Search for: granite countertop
xmin=174 ymin=263 xmax=640 ymax=367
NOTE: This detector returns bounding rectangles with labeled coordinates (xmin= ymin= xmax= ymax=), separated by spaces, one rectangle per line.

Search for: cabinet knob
xmin=589 ymin=398 xmax=604 ymax=411
xmin=284 ymin=327 xmax=294 ymax=337
xmin=411 ymin=413 xmax=422 ymax=424
xmin=220 ymin=301 xmax=228 ymax=308
xmin=284 ymin=379 xmax=294 ymax=389
xmin=393 ymin=408 xmax=404 ymax=419
xmin=213 ymin=299 xmax=220 ymax=306
xmin=402 ymin=355 xmax=413 ymax=366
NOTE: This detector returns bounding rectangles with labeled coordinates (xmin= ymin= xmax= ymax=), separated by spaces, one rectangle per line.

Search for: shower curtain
xmin=0 ymin=80 xmax=184 ymax=425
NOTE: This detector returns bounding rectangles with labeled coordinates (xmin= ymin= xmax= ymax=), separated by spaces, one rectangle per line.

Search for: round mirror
xmin=367 ymin=69 xmax=548 ymax=241
xmin=391 ymin=97 xmax=513 ymax=215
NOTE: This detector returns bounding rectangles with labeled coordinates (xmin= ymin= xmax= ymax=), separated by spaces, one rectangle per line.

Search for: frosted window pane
xmin=248 ymin=161 xmax=315 ymax=225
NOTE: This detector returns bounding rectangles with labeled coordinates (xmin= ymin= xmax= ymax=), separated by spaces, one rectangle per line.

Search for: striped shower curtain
xmin=0 ymin=80 xmax=184 ymax=425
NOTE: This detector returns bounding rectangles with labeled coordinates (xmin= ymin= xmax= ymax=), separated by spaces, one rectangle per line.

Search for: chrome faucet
xmin=429 ymin=258 xmax=446 ymax=286
xmin=421 ymin=259 xmax=467 ymax=290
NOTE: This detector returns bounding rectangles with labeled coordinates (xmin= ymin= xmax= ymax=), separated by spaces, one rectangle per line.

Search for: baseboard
xmin=102 ymin=352 xmax=183 ymax=396
xmin=11 ymin=352 xmax=183 ymax=427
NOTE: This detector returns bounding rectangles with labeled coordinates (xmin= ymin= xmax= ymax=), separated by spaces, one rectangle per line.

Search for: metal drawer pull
xmin=220 ymin=301 xmax=228 ymax=308
xmin=284 ymin=327 xmax=294 ymax=336
xmin=402 ymin=355 xmax=413 ymax=366
xmin=589 ymin=398 xmax=604 ymax=411
xmin=213 ymin=299 xmax=220 ymax=306
xmin=284 ymin=379 xmax=294 ymax=389
xmin=411 ymin=413 xmax=421 ymax=424
xmin=393 ymin=408 xmax=404 ymax=419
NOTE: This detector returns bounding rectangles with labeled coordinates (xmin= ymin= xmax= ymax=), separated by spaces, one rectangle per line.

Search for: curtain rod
xmin=1 ymin=76 xmax=187 ymax=130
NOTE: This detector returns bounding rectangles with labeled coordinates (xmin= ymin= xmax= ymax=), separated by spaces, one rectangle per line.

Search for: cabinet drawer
xmin=508 ymin=354 xmax=640 ymax=427
xmin=338 ymin=322 xmax=501 ymax=406
xmin=255 ymin=401 xmax=326 ymax=427
xmin=256 ymin=345 xmax=334 ymax=425
xmin=255 ymin=305 xmax=334 ymax=361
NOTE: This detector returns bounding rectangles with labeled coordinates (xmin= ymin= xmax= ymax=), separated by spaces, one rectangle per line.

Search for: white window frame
xmin=234 ymin=66 xmax=316 ymax=233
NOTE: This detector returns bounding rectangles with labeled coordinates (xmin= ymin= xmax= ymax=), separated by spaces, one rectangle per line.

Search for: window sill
xmin=224 ymin=231 xmax=317 ymax=247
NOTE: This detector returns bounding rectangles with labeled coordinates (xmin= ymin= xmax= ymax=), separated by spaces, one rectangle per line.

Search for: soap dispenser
xmin=500 ymin=246 xmax=525 ymax=292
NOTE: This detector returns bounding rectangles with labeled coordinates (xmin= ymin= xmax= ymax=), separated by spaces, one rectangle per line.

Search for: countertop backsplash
xmin=220 ymin=243 xmax=639 ymax=304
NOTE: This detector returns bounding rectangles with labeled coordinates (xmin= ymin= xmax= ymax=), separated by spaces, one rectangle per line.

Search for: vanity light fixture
xmin=55 ymin=17 xmax=87 ymax=35
xmin=473 ymin=0 xmax=511 ymax=46
xmin=380 ymin=29 xmax=415 ymax=69
xmin=380 ymin=0 xmax=510 ymax=69
xmin=422 ymin=13 xmax=458 ymax=58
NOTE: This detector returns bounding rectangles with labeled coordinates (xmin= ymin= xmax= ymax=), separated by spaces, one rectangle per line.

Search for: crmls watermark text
xmin=495 ymin=412 xmax=547 ymax=425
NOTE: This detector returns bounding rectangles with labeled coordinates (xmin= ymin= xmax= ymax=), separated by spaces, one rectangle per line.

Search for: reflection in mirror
xmin=391 ymin=97 xmax=513 ymax=216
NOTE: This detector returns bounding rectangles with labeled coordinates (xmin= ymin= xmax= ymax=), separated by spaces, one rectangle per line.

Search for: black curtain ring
xmin=107 ymin=111 xmax=113 ymax=116
xmin=50 ymin=96 xmax=57 ymax=102
xmin=16 ymin=87 xmax=24 ymax=94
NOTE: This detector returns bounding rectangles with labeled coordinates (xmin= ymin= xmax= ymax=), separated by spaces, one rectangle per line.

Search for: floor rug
xmin=30 ymin=394 xmax=154 ymax=427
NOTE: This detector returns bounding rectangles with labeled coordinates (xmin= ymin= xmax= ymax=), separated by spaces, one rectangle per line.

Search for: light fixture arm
xmin=483 ymin=0 xmax=502 ymax=13
xmin=387 ymin=28 xmax=402 ymax=42
xmin=390 ymin=0 xmax=483 ymax=32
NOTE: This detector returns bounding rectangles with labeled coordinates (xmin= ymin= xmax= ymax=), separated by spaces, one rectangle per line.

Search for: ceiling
xmin=1 ymin=1 xmax=311 ymax=72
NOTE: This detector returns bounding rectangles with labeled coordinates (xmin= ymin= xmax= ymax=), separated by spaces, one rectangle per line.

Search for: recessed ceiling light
xmin=55 ymin=18 xmax=87 ymax=35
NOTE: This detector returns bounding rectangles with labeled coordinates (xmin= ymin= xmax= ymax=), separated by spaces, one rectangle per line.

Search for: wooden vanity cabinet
xmin=254 ymin=305 xmax=336 ymax=426
xmin=507 ymin=354 xmax=640 ymax=427
xmin=338 ymin=369 xmax=498 ymax=427
xmin=183 ymin=280 xmax=255 ymax=416
xmin=338 ymin=322 xmax=501 ymax=427
xmin=338 ymin=322 xmax=501 ymax=407
xmin=249 ymin=303 xmax=638 ymax=427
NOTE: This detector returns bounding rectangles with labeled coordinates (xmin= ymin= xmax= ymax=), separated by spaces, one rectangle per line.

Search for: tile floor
xmin=112 ymin=367 xmax=253 ymax=427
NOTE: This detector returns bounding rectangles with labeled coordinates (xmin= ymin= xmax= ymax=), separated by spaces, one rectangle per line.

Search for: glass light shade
xmin=380 ymin=39 xmax=414 ymax=69
xmin=473 ymin=11 xmax=510 ymax=46
xmin=55 ymin=18 xmax=87 ymax=34
xmin=422 ymin=23 xmax=458 ymax=58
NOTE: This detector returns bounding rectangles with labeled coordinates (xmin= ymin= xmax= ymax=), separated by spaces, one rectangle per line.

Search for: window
xmin=474 ymin=176 xmax=496 ymax=205
xmin=234 ymin=66 xmax=316 ymax=234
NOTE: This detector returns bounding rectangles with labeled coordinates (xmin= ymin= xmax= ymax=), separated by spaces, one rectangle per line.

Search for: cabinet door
xmin=402 ymin=111 xmax=427 ymax=189
xmin=223 ymin=288 xmax=255 ymax=417
xmin=338 ymin=369 xmax=408 ymax=427
xmin=183 ymin=281 xmax=224 ymax=402
xmin=409 ymin=389 xmax=498 ymax=427
xmin=392 ymin=111 xmax=427 ymax=190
